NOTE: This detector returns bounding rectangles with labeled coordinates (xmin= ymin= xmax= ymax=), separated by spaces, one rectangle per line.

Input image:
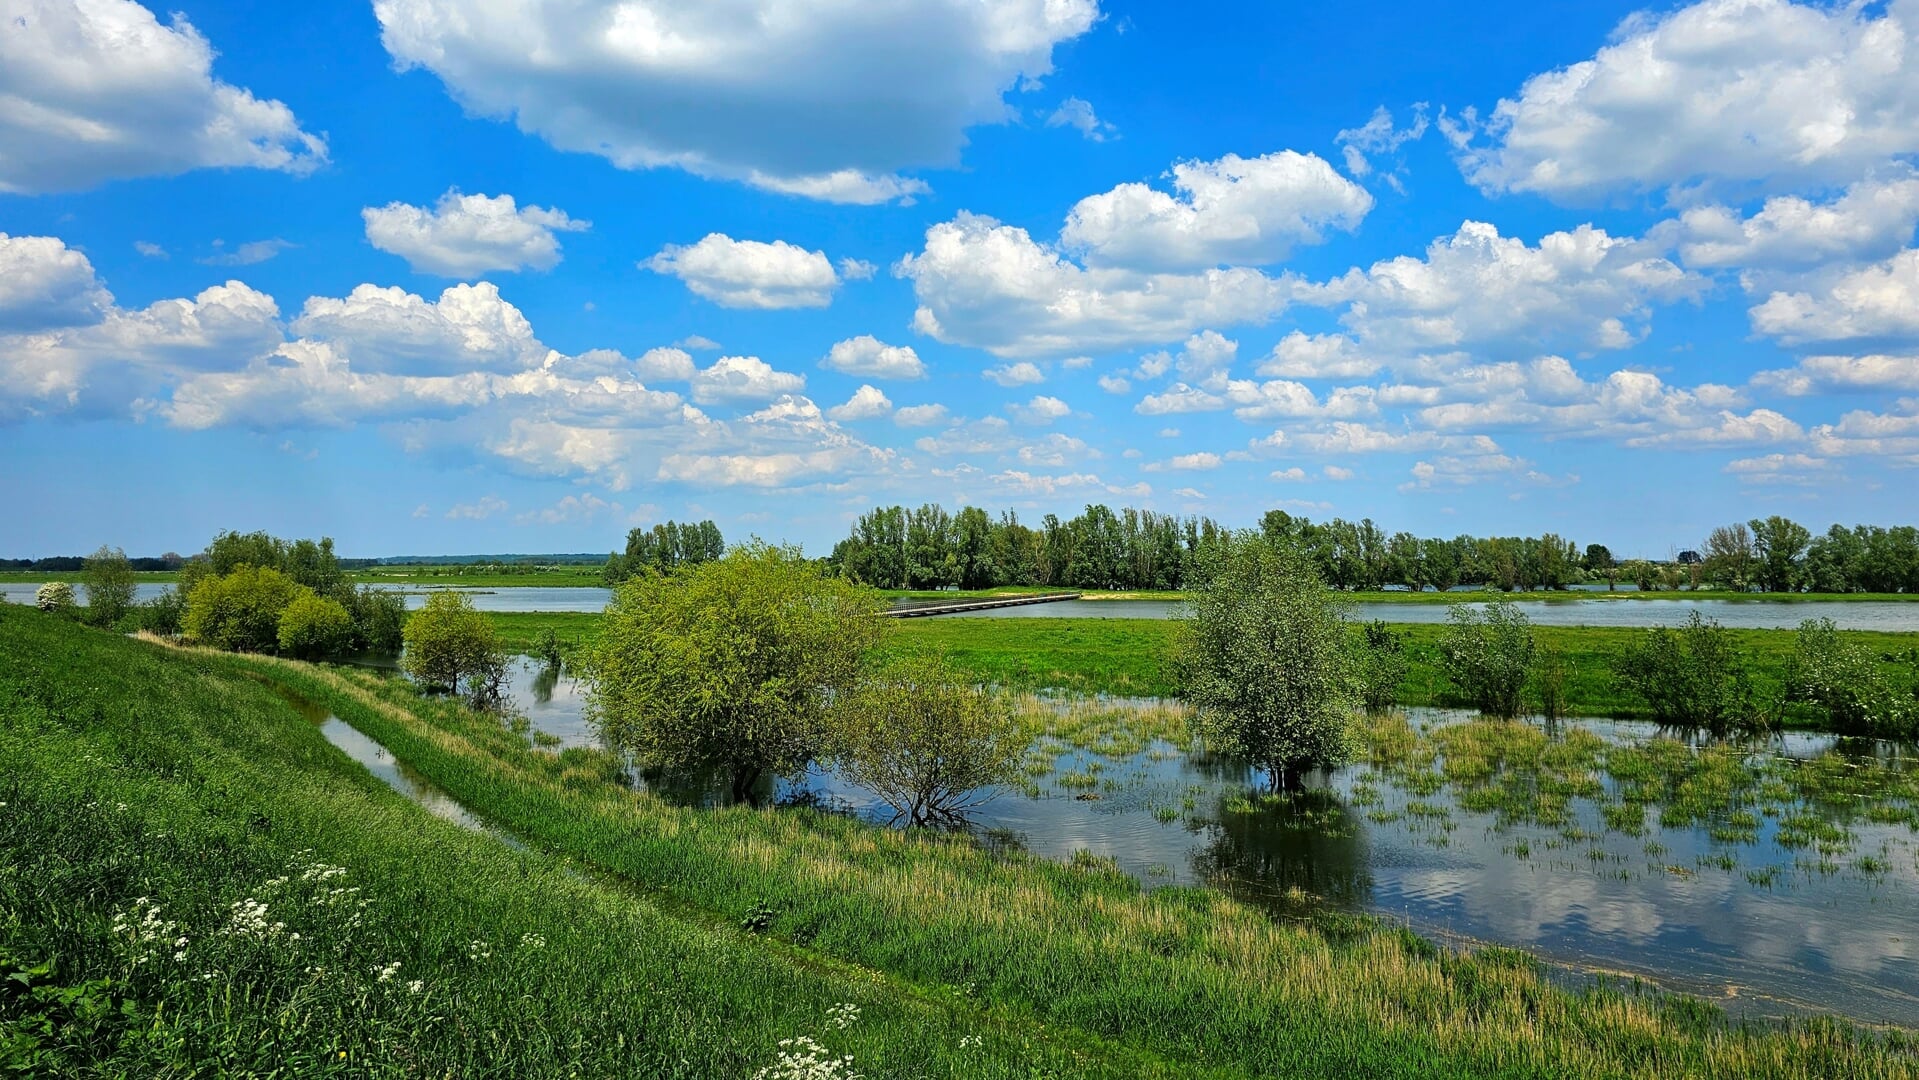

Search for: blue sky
xmin=4 ymin=0 xmax=1918 ymax=559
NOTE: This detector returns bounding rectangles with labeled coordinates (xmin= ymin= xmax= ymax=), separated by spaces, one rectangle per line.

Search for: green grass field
xmin=14 ymin=606 xmax=1916 ymax=1076
xmin=490 ymin=610 xmax=1919 ymax=725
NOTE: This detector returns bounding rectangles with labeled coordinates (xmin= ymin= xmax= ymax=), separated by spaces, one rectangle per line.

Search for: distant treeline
xmin=603 ymin=520 xmax=726 ymax=584
xmin=2 ymin=554 xmax=187 ymax=572
xmin=825 ymin=505 xmax=1919 ymax=594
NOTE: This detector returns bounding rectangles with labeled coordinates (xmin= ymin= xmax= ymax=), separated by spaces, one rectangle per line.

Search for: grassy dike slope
xmin=105 ymin=632 xmax=1913 ymax=1074
xmin=0 ymin=606 xmax=1186 ymax=1078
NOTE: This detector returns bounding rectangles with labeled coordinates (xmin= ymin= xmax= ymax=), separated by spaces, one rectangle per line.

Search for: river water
xmin=316 ymin=655 xmax=1911 ymax=1028
xmin=12 ymin=581 xmax=1918 ymax=630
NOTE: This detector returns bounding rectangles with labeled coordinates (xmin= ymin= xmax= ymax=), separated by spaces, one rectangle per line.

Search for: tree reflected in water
xmin=1192 ymin=783 xmax=1373 ymax=914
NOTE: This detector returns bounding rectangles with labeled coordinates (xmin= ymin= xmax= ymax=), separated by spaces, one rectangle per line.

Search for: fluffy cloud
xmin=364 ymin=190 xmax=589 ymax=277
xmin=0 ymin=234 xmax=112 ymax=331
xmin=1257 ymin=332 xmax=1382 ymax=379
xmin=983 ymin=361 xmax=1045 ymax=387
xmin=1006 ymin=394 xmax=1071 ymax=425
xmin=373 ymin=0 xmax=1098 ymax=202
xmin=1299 ymin=221 xmax=1700 ymax=358
xmin=290 ymin=283 xmax=547 ymax=375
xmin=0 ymin=0 xmax=325 ymax=193
xmin=634 ymin=346 xmax=696 ymax=381
xmin=1749 ymin=249 xmax=1919 ymax=344
xmin=894 ymin=403 xmax=951 ymax=428
xmin=1662 ymin=174 xmax=1919 ymax=271
xmin=646 ymin=234 xmax=842 ymax=309
xmin=1456 ymin=0 xmax=1919 ymax=203
xmin=821 ymin=335 xmax=926 ymax=379
xmin=1753 ymin=353 xmax=1919 ymax=395
xmin=1334 ymin=105 xmax=1428 ymax=179
xmin=899 ymin=212 xmax=1290 ymax=357
xmin=689 ymin=355 xmax=806 ymax=405
xmin=827 ymin=384 xmax=892 ymax=421
xmin=516 ymin=493 xmax=618 ymax=524
xmin=1060 ymin=150 xmax=1372 ymax=270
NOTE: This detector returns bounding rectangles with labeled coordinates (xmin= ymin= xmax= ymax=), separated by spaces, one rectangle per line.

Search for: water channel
xmin=301 ymin=653 xmax=1919 ymax=1029
xmin=11 ymin=581 xmax=1919 ymax=630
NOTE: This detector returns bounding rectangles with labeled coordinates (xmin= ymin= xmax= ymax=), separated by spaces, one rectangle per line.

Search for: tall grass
xmin=221 ymin=642 xmax=1919 ymax=1078
xmin=0 ymin=606 xmax=1183 ymax=1078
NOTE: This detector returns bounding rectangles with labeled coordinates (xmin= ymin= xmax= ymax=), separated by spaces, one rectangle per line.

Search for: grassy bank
xmin=489 ymin=612 xmax=1919 ymax=723
xmin=211 ymin=636 xmax=1919 ymax=1077
xmin=0 ymin=606 xmax=1172 ymax=1078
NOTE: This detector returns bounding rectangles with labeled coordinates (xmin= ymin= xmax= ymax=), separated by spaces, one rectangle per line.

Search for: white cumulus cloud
xmin=646 ymin=234 xmax=842 ymax=309
xmin=0 ymin=0 xmax=326 ymax=193
xmin=364 ymin=190 xmax=589 ymax=277
xmin=689 ymin=355 xmax=806 ymax=405
xmin=821 ymin=335 xmax=926 ymax=379
xmin=373 ymin=0 xmax=1098 ymax=202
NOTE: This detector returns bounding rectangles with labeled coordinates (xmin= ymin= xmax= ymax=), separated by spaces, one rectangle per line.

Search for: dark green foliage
xmin=1613 ymin=613 xmax=1761 ymax=735
xmin=602 ymin=519 xmax=724 ymax=584
xmin=80 ymin=546 xmax=136 ymax=626
xmin=1439 ymin=601 xmax=1537 ymax=719
xmin=1356 ymin=621 xmax=1409 ymax=712
xmin=346 ymin=586 xmax=408 ymax=654
xmin=1786 ymin=618 xmax=1919 ymax=739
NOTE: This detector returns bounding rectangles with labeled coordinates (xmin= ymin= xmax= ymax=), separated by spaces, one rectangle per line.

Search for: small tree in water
xmin=833 ymin=653 xmax=1024 ymax=827
xmin=1175 ymin=535 xmax=1358 ymax=789
xmin=1440 ymin=599 xmax=1536 ymax=719
xmin=402 ymin=592 xmax=508 ymax=708
xmin=583 ymin=543 xmax=886 ymax=805
xmin=1355 ymin=621 xmax=1409 ymax=713
xmin=1612 ymin=612 xmax=1759 ymax=735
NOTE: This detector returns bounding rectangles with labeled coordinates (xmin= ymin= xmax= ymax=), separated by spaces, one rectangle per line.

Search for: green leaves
xmin=401 ymin=592 xmax=507 ymax=706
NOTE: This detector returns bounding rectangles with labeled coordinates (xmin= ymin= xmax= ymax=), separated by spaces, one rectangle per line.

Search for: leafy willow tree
xmin=81 ymin=545 xmax=136 ymax=625
xmin=1356 ymin=621 xmax=1410 ymax=712
xmin=833 ymin=653 xmax=1023 ymax=827
xmin=1175 ymin=535 xmax=1359 ymax=787
xmin=1439 ymin=600 xmax=1537 ymax=719
xmin=1612 ymin=612 xmax=1759 ymax=734
xmin=1703 ymin=523 xmax=1757 ymax=591
xmin=584 ymin=544 xmax=887 ymax=803
xmin=277 ymin=593 xmax=355 ymax=660
xmin=1786 ymin=618 xmax=1918 ymax=738
xmin=182 ymin=566 xmax=305 ymax=653
xmin=401 ymin=592 xmax=507 ymax=707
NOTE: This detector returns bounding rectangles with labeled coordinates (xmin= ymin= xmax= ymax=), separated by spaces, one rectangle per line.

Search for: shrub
xmin=137 ymin=589 xmax=188 ymax=636
xmin=1440 ymin=600 xmax=1536 ymax=718
xmin=277 ymin=593 xmax=355 ymax=660
xmin=1786 ymin=618 xmax=1918 ymax=739
xmin=1356 ymin=621 xmax=1409 ymax=712
xmin=1612 ymin=612 xmax=1759 ymax=735
xmin=81 ymin=545 xmax=137 ymax=626
xmin=347 ymin=586 xmax=408 ymax=654
xmin=402 ymin=592 xmax=508 ymax=708
xmin=583 ymin=544 xmax=885 ymax=804
xmin=34 ymin=581 xmax=75 ymax=614
xmin=1176 ymin=535 xmax=1358 ymax=786
xmin=182 ymin=566 xmax=307 ymax=653
xmin=833 ymin=653 xmax=1023 ymax=827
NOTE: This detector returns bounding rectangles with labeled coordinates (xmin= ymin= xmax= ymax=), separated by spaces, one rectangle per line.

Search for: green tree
xmin=346 ymin=587 xmax=409 ymax=654
xmin=1356 ymin=621 xmax=1409 ymax=712
xmin=277 ymin=593 xmax=355 ymax=660
xmin=832 ymin=653 xmax=1023 ymax=826
xmin=205 ymin=530 xmax=287 ymax=576
xmin=1703 ymin=523 xmax=1756 ymax=591
xmin=182 ymin=566 xmax=306 ymax=652
xmin=401 ymin=593 xmax=508 ymax=707
xmin=1175 ymin=536 xmax=1358 ymax=787
xmin=1612 ymin=613 xmax=1759 ymax=735
xmin=1584 ymin=544 xmax=1616 ymax=590
xmin=1786 ymin=618 xmax=1918 ymax=738
xmin=583 ymin=544 xmax=886 ymax=803
xmin=1439 ymin=600 xmax=1536 ymax=718
xmin=80 ymin=545 xmax=137 ymax=625
xmin=1749 ymin=516 xmax=1811 ymax=593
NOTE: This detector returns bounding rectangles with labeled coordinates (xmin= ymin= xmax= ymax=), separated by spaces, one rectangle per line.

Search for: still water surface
xmin=318 ymin=656 xmax=1918 ymax=1027
xmin=9 ymin=581 xmax=1918 ymax=629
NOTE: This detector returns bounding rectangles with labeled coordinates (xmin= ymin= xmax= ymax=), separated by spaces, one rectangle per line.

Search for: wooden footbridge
xmin=881 ymin=592 xmax=1082 ymax=618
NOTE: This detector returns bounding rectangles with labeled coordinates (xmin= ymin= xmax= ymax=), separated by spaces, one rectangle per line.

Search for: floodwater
xmin=7 ymin=580 xmax=1917 ymax=629
xmin=466 ymin=655 xmax=1919 ymax=1027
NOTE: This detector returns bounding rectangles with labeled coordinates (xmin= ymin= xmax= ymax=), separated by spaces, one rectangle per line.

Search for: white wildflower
xmin=752 ymin=1036 xmax=860 ymax=1080
xmin=519 ymin=932 xmax=546 ymax=950
xmin=227 ymin=897 xmax=286 ymax=939
xmin=827 ymin=1003 xmax=860 ymax=1030
xmin=406 ymin=979 xmax=425 ymax=994
xmin=376 ymin=962 xmax=401 ymax=983
xmin=467 ymin=940 xmax=492 ymax=961
xmin=959 ymin=1035 xmax=982 ymax=1049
